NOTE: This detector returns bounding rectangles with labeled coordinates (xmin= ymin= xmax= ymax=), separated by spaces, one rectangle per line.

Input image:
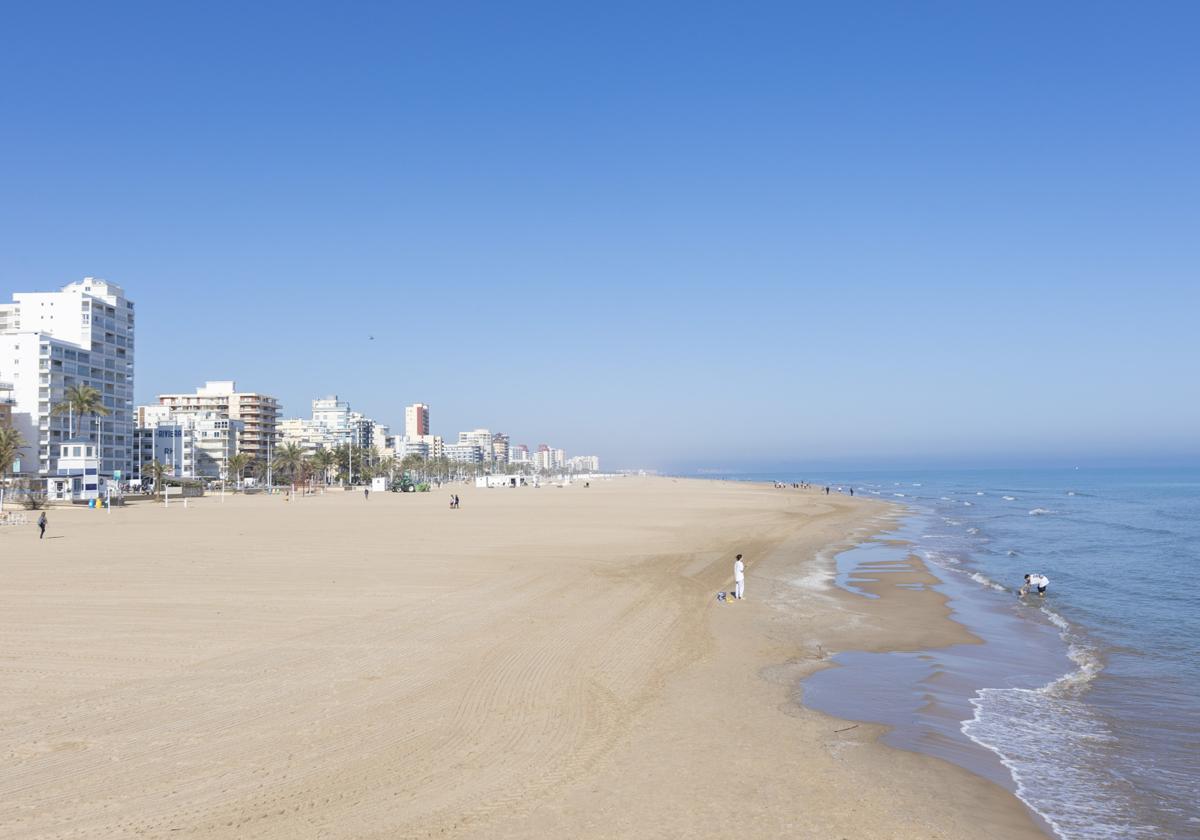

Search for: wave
xmin=967 ymin=570 xmax=1008 ymax=592
xmin=1003 ymin=496 xmax=1016 ymax=501
xmin=963 ymin=501 xmax=973 ymax=506
xmin=893 ymin=493 xmax=906 ymax=497
xmin=940 ymin=496 xmax=953 ymax=501
xmin=967 ymin=527 xmax=980 ymax=535
xmin=977 ymin=491 xmax=985 ymax=496
xmin=958 ymin=614 xmax=1151 ymax=840
xmin=1029 ymin=508 xmax=1053 ymax=516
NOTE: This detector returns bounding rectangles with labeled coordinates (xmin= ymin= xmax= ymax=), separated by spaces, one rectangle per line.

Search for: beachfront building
xmin=510 ymin=444 xmax=531 ymax=466
xmin=277 ymin=417 xmax=338 ymax=455
xmin=444 ymin=442 xmax=485 ymax=464
xmin=400 ymin=438 xmax=430 ymax=459
xmin=567 ymin=455 xmax=601 ymax=473
xmin=458 ymin=429 xmax=493 ymax=463
xmin=491 ymin=433 xmax=510 ymax=465
xmin=156 ymin=381 xmax=279 ymax=466
xmin=405 ymin=403 xmax=429 ymax=439
xmin=134 ymin=405 xmax=242 ymax=479
xmin=0 ymin=278 xmax=135 ymax=480
xmin=278 ymin=396 xmax=385 ymax=456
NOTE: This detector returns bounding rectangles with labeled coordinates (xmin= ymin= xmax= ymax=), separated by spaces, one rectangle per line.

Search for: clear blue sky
xmin=1 ymin=2 xmax=1197 ymax=470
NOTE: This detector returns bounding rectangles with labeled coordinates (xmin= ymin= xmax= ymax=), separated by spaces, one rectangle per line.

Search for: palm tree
xmin=225 ymin=452 xmax=252 ymax=490
xmin=377 ymin=456 xmax=397 ymax=482
xmin=271 ymin=443 xmax=304 ymax=487
xmin=0 ymin=425 xmax=27 ymax=480
xmin=311 ymin=449 xmax=337 ymax=486
xmin=51 ymin=384 xmax=110 ymax=440
xmin=143 ymin=459 xmax=168 ymax=502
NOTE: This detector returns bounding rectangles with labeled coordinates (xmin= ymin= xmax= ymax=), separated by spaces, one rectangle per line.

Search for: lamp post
xmin=163 ymin=444 xmax=172 ymax=508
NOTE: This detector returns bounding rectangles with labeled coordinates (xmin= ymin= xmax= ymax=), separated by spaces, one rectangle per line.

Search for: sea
xmin=695 ymin=468 xmax=1199 ymax=840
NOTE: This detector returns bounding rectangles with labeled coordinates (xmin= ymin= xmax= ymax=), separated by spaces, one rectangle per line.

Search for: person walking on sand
xmin=733 ymin=553 xmax=745 ymax=600
xmin=37 ymin=511 xmax=47 ymax=540
xmin=364 ymin=486 xmax=369 ymax=501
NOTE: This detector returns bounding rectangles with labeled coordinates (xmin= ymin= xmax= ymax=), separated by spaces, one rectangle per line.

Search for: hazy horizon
xmin=2 ymin=4 xmax=1197 ymax=469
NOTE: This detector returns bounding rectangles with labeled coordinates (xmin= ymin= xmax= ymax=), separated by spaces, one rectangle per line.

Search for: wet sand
xmin=0 ymin=477 xmax=1045 ymax=838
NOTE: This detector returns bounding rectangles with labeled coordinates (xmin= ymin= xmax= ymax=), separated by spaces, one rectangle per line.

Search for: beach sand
xmin=0 ymin=477 xmax=1046 ymax=838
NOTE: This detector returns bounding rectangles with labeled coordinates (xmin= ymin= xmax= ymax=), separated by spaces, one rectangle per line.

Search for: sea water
xmin=705 ymin=469 xmax=1199 ymax=839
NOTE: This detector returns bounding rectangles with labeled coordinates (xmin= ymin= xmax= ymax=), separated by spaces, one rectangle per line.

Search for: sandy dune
xmin=0 ymin=478 xmax=1044 ymax=838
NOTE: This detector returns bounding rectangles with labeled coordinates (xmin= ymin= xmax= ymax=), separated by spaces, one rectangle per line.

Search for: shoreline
xmin=0 ymin=476 xmax=1045 ymax=838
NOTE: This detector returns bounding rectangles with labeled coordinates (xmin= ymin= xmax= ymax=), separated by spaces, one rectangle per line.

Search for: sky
xmin=1 ymin=2 xmax=1197 ymax=471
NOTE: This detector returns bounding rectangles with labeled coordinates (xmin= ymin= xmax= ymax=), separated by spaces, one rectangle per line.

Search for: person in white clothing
xmin=733 ymin=553 xmax=745 ymax=599
xmin=1019 ymin=573 xmax=1050 ymax=598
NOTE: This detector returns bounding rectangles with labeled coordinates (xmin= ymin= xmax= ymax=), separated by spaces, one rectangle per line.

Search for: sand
xmin=0 ymin=477 xmax=1046 ymax=838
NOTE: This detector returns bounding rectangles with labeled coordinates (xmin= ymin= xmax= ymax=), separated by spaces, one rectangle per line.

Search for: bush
xmin=16 ymin=481 xmax=48 ymax=510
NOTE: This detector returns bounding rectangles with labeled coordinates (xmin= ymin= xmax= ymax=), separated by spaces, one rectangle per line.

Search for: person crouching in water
xmin=1019 ymin=573 xmax=1049 ymax=598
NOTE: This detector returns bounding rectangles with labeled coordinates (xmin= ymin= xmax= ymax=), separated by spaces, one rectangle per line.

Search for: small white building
xmin=475 ymin=474 xmax=539 ymax=489
xmin=46 ymin=439 xmax=106 ymax=502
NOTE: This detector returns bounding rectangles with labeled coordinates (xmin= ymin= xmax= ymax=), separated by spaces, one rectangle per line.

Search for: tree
xmin=271 ymin=443 xmax=304 ymax=487
xmin=0 ymin=425 xmax=27 ymax=480
xmin=143 ymin=459 xmax=168 ymax=503
xmin=400 ymin=453 xmax=422 ymax=481
xmin=225 ymin=452 xmax=252 ymax=490
xmin=377 ymin=456 xmax=396 ymax=481
xmin=51 ymin=384 xmax=110 ymax=440
xmin=311 ymin=449 xmax=337 ymax=486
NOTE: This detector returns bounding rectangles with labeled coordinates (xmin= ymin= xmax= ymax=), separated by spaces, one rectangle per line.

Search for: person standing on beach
xmin=37 ymin=511 xmax=47 ymax=540
xmin=733 ymin=554 xmax=745 ymax=599
xmin=364 ymin=486 xmax=369 ymax=501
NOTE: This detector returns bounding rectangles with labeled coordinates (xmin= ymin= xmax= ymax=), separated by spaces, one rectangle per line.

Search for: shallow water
xmin=705 ymin=469 xmax=1200 ymax=840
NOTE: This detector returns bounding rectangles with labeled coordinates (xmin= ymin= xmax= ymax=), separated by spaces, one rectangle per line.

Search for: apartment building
xmin=156 ymin=381 xmax=279 ymax=465
xmin=0 ymin=279 xmax=135 ymax=478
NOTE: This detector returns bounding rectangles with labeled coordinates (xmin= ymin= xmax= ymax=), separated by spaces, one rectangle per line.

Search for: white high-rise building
xmin=458 ymin=429 xmax=493 ymax=462
xmin=567 ymin=455 xmax=600 ymax=472
xmin=445 ymin=442 xmax=485 ymax=463
xmin=312 ymin=396 xmax=351 ymax=434
xmin=405 ymin=403 xmax=429 ymax=439
xmin=0 ymin=278 xmax=135 ymax=478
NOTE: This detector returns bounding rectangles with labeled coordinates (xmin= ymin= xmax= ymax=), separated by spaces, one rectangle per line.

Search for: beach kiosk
xmin=46 ymin=439 xmax=103 ymax=503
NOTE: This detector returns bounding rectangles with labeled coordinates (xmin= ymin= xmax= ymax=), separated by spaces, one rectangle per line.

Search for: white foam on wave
xmin=1067 ymin=491 xmax=1077 ymax=496
xmin=967 ymin=571 xmax=1008 ymax=592
xmin=966 ymin=527 xmax=980 ymax=535
xmin=1029 ymin=508 xmax=1053 ymax=516
xmin=959 ymin=609 xmax=1153 ymax=839
xmin=963 ymin=501 xmax=973 ymax=506
xmin=940 ymin=496 xmax=952 ymax=501
xmin=893 ymin=492 xmax=906 ymax=497
xmin=1003 ymin=496 xmax=1016 ymax=501
xmin=977 ymin=491 xmax=985 ymax=495
xmin=1007 ymin=549 xmax=1020 ymax=557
